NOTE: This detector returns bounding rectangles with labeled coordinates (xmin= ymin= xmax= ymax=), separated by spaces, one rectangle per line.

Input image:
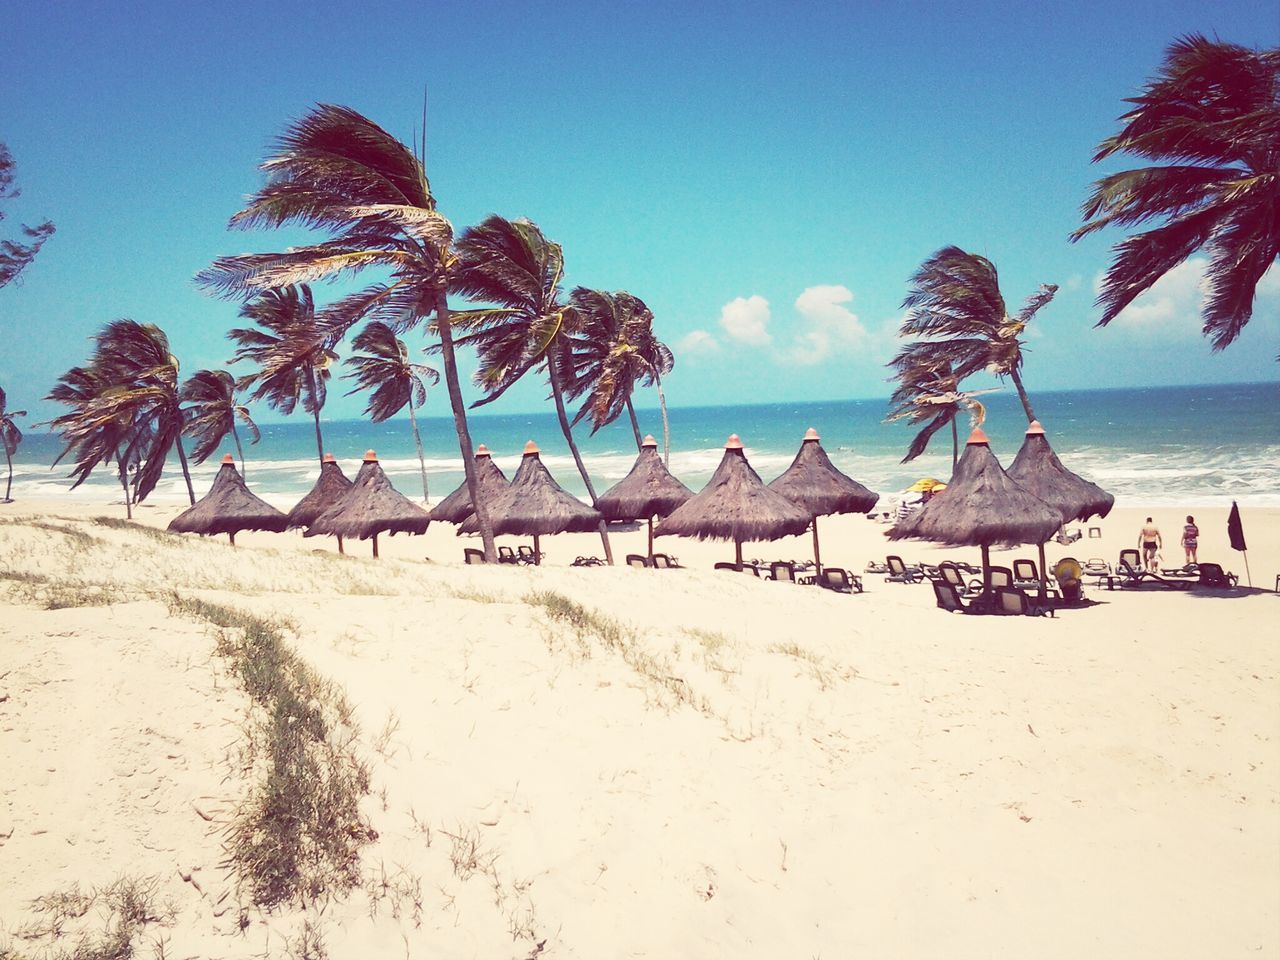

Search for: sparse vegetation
xmin=10 ymin=876 xmax=173 ymax=960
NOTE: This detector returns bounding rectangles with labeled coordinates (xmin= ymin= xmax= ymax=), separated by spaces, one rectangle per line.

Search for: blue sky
xmin=2 ymin=0 xmax=1276 ymax=424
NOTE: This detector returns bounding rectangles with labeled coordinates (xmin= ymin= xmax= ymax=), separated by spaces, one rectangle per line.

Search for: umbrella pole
xmin=811 ymin=517 xmax=822 ymax=576
xmin=372 ymin=533 xmax=379 ymax=559
xmin=534 ymin=533 xmax=542 ymax=566
xmin=735 ymin=538 xmax=743 ymax=568
xmin=1243 ymin=551 xmax=1252 ymax=588
xmin=1038 ymin=541 xmax=1048 ymax=602
xmin=337 ymin=535 xmax=344 ymax=556
xmin=981 ymin=543 xmax=991 ymax=606
xmin=648 ymin=517 xmax=654 ymax=559
xmin=229 ymin=531 xmax=236 ymax=548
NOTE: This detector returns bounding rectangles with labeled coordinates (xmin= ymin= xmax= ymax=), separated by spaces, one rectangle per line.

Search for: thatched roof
xmin=655 ymin=435 xmax=812 ymax=543
xmin=305 ymin=450 xmax=430 ymax=541
xmin=168 ymin=456 xmax=288 ymax=536
xmin=889 ymin=428 xmax=1061 ymax=547
xmin=285 ymin=454 xmax=353 ymax=529
xmin=1007 ymin=421 xmax=1115 ymax=523
xmin=596 ymin=436 xmax=693 ymax=521
xmin=428 ymin=444 xmax=510 ymax=524
xmin=458 ymin=441 xmax=602 ymax=536
xmin=767 ymin=428 xmax=879 ymax=516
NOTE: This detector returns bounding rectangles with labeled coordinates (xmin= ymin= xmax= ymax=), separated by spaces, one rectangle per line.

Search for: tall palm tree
xmin=227 ymin=285 xmax=333 ymax=464
xmin=565 ymin=289 xmax=675 ymax=462
xmin=1 ymin=385 xmax=25 ymax=502
xmin=46 ymin=364 xmax=136 ymax=516
xmin=195 ymin=104 xmax=497 ymax=561
xmin=885 ymin=356 xmax=997 ymax=470
xmin=449 ymin=215 xmax=615 ymax=563
xmin=344 ymin=321 xmax=439 ymax=501
xmin=51 ymin=320 xmax=195 ymax=506
xmin=181 ymin=369 xmax=260 ymax=476
xmin=899 ymin=247 xmax=1056 ymax=424
xmin=1072 ymin=35 xmax=1280 ymax=352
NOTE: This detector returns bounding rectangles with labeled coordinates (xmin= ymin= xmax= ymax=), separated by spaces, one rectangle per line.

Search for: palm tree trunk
xmin=307 ymin=370 xmax=325 ymax=464
xmin=408 ymin=397 xmax=429 ymax=502
xmin=654 ymin=371 xmax=671 ymax=466
xmin=547 ymin=349 xmax=614 ymax=565
xmin=112 ymin=445 xmax=132 ymax=519
xmin=624 ymin=398 xmax=642 ymax=451
xmin=435 ymin=289 xmax=496 ymax=562
xmin=951 ymin=417 xmax=958 ymax=473
xmin=232 ymin=423 xmax=246 ymax=478
xmin=175 ymin=434 xmax=195 ymax=506
xmin=1008 ymin=367 xmax=1037 ymax=423
xmin=3 ymin=443 xmax=12 ymax=501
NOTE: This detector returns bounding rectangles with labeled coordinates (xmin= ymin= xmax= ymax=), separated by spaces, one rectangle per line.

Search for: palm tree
xmin=227 ymin=285 xmax=333 ymax=464
xmin=899 ymin=247 xmax=1057 ymax=424
xmin=51 ymin=320 xmax=195 ymax=506
xmin=181 ymin=369 xmax=260 ymax=476
xmin=565 ymin=289 xmax=675 ymax=462
xmin=1072 ymin=35 xmax=1280 ymax=352
xmin=885 ymin=356 xmax=997 ymax=470
xmin=449 ymin=215 xmax=615 ymax=563
xmin=46 ymin=364 xmax=136 ymax=516
xmin=1 ymin=385 xmax=25 ymax=502
xmin=344 ymin=321 xmax=439 ymax=501
xmin=195 ymin=104 xmax=497 ymax=561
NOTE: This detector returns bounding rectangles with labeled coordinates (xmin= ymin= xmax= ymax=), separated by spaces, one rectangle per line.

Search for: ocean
xmin=8 ymin=382 xmax=1279 ymax=509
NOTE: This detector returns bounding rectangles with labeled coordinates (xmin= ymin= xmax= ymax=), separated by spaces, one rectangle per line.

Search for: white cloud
xmin=676 ymin=329 xmax=720 ymax=354
xmin=719 ymin=295 xmax=772 ymax=345
xmin=1096 ymin=257 xmax=1209 ymax=331
xmin=786 ymin=284 xmax=868 ymax=365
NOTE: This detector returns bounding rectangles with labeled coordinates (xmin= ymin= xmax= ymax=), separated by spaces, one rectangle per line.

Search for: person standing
xmin=1181 ymin=515 xmax=1199 ymax=566
xmin=1138 ymin=517 xmax=1162 ymax=572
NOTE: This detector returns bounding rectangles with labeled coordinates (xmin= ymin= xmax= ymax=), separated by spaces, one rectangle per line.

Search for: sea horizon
xmin=9 ymin=381 xmax=1279 ymax=510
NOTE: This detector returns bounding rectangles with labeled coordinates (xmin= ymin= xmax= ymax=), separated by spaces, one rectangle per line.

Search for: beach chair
xmin=919 ymin=563 xmax=943 ymax=581
xmin=1114 ymin=553 xmax=1192 ymax=590
xmin=497 ymin=545 xmax=519 ymax=565
xmin=652 ymin=553 xmax=682 ymax=569
xmin=994 ymin=586 xmax=1055 ymax=618
xmin=769 ymin=561 xmax=798 ymax=583
xmin=987 ymin=566 xmax=1014 ymax=591
xmin=571 ymin=556 xmax=605 ymax=567
xmin=1013 ymin=558 xmax=1039 ymax=588
xmin=463 ymin=548 xmax=487 ymax=565
xmin=517 ymin=545 xmax=541 ymax=565
xmin=864 ymin=560 xmax=889 ymax=574
xmin=743 ymin=563 xmax=762 ymax=578
xmin=932 ymin=580 xmax=977 ymax=613
xmin=1052 ymin=557 xmax=1086 ymax=601
xmin=1196 ymin=562 xmax=1238 ymax=589
xmin=714 ymin=562 xmax=740 ymax=573
xmin=626 ymin=553 xmax=651 ymax=569
xmin=885 ymin=556 xmax=923 ymax=584
xmin=1055 ymin=527 xmax=1082 ymax=545
xmin=819 ymin=567 xmax=862 ymax=594
xmin=1118 ymin=548 xmax=1141 ymax=573
xmin=1081 ymin=558 xmax=1112 ymax=580
xmin=939 ymin=562 xmax=983 ymax=597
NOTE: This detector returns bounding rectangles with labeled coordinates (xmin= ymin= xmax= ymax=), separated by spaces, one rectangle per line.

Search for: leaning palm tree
xmin=195 ymin=104 xmax=497 ymax=560
xmin=625 ymin=304 xmax=675 ymax=464
xmin=344 ymin=321 xmax=439 ymax=501
xmin=227 ymin=285 xmax=333 ymax=464
xmin=181 ymin=369 xmax=260 ymax=476
xmin=449 ymin=215 xmax=614 ymax=563
xmin=46 ymin=364 xmax=137 ymax=516
xmin=885 ymin=356 xmax=997 ymax=470
xmin=899 ymin=247 xmax=1056 ymax=424
xmin=1 ymin=385 xmax=25 ymax=502
xmin=1072 ymin=35 xmax=1280 ymax=353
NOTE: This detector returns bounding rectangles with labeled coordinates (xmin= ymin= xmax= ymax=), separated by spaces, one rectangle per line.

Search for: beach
xmin=2 ymin=496 xmax=1276 ymax=959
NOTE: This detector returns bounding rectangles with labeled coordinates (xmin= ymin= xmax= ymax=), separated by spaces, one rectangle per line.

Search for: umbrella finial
xmin=725 ymin=434 xmax=744 ymax=450
xmin=523 ymin=440 xmax=540 ymax=456
xmin=967 ymin=427 xmax=990 ymax=446
xmin=1026 ymin=420 xmax=1045 ymax=435
xmin=364 ymin=449 xmax=378 ymax=462
xmin=476 ymin=444 xmax=491 ymax=458
xmin=641 ymin=435 xmax=657 ymax=447
xmin=323 ymin=452 xmax=336 ymax=463
xmin=221 ymin=453 xmax=235 ymax=464
xmin=803 ymin=427 xmax=820 ymax=442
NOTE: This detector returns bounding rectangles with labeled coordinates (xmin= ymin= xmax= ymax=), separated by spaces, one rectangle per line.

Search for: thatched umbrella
xmin=655 ymin=434 xmax=812 ymax=566
xmin=1007 ymin=420 xmax=1116 ymax=595
xmin=428 ymin=444 xmax=509 ymax=526
xmin=768 ymin=427 xmax=879 ymax=575
xmin=458 ymin=441 xmax=603 ymax=564
xmin=889 ymin=427 xmax=1061 ymax=598
xmin=305 ymin=449 xmax=430 ymax=557
xmin=596 ymin=435 xmax=693 ymax=558
xmin=168 ymin=454 xmax=288 ymax=546
xmin=286 ymin=453 xmax=354 ymax=552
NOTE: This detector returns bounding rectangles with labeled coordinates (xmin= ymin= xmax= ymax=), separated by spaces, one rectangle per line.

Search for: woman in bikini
xmin=1181 ymin=515 xmax=1199 ymax=566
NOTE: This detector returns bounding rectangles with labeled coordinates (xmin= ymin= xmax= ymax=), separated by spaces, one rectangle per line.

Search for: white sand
xmin=1 ymin=498 xmax=1277 ymax=959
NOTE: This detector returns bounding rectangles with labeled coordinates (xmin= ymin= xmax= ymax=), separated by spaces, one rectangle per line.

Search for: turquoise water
xmin=10 ymin=382 xmax=1279 ymax=508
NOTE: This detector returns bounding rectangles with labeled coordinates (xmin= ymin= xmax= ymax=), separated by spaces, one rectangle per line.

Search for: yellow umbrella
xmin=905 ymin=477 xmax=945 ymax=493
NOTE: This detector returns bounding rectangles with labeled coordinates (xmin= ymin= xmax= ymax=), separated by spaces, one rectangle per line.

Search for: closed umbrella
xmin=768 ymin=427 xmax=879 ymax=574
xmin=1228 ymin=501 xmax=1251 ymax=587
xmin=168 ymin=454 xmax=288 ymax=546
xmin=596 ymin=435 xmax=692 ymax=558
xmin=305 ymin=449 xmax=430 ymax=557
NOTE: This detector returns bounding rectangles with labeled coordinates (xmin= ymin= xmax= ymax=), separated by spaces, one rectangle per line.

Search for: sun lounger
xmin=497 ymin=545 xmax=520 ymax=565
xmin=1196 ymin=562 xmax=1238 ymax=589
xmin=939 ymin=561 xmax=983 ymax=597
xmin=463 ymin=548 xmax=487 ymax=565
xmin=933 ymin=580 xmax=978 ymax=613
xmin=769 ymin=561 xmax=798 ymax=583
xmin=994 ymin=586 xmax=1055 ymax=617
xmin=1013 ymin=558 xmax=1038 ymax=587
xmin=885 ymin=555 xmax=924 ymax=584
xmin=818 ymin=567 xmax=862 ymax=593
xmin=517 ymin=545 xmax=542 ymax=565
xmin=1115 ymin=557 xmax=1193 ymax=590
xmin=571 ymin=556 xmax=605 ymax=567
xmin=626 ymin=553 xmax=651 ymax=568
xmin=864 ymin=561 xmax=889 ymax=574
xmin=652 ymin=553 xmax=682 ymax=569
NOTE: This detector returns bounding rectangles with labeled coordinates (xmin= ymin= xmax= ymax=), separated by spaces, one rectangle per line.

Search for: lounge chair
xmin=919 ymin=563 xmax=943 ymax=581
xmin=1013 ymin=558 xmax=1039 ymax=588
xmin=987 ymin=566 xmax=1014 ymax=591
xmin=819 ymin=567 xmax=862 ymax=593
xmin=769 ymin=561 xmax=798 ymax=583
xmin=885 ymin=555 xmax=923 ymax=584
xmin=994 ymin=586 xmax=1055 ymax=617
xmin=1196 ymin=562 xmax=1238 ymax=589
xmin=626 ymin=553 xmax=651 ymax=569
xmin=714 ymin=562 xmax=740 ymax=573
xmin=1081 ymin=557 xmax=1112 ymax=580
xmin=1052 ymin=557 xmax=1087 ymax=601
xmin=1115 ymin=553 xmax=1193 ymax=590
xmin=497 ymin=545 xmax=519 ymax=565
xmin=864 ymin=560 xmax=889 ymax=574
xmin=571 ymin=556 xmax=605 ymax=567
xmin=517 ymin=545 xmax=541 ymax=565
xmin=932 ymin=580 xmax=977 ymax=613
xmin=939 ymin=561 xmax=983 ymax=598
xmin=463 ymin=548 xmax=487 ymax=565
xmin=1055 ymin=527 xmax=1083 ymax=545
xmin=652 ymin=553 xmax=682 ymax=569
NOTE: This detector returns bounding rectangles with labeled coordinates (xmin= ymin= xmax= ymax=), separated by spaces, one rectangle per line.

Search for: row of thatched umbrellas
xmin=167 ymin=421 xmax=1112 ymax=595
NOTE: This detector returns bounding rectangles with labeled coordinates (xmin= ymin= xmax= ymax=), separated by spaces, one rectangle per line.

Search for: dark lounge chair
xmin=571 ymin=556 xmax=605 ymax=567
xmin=1115 ymin=553 xmax=1193 ymax=590
xmin=769 ymin=561 xmax=798 ymax=583
xmin=626 ymin=553 xmax=651 ymax=569
xmin=819 ymin=567 xmax=862 ymax=594
xmin=517 ymin=545 xmax=541 ymax=565
xmin=1013 ymin=558 xmax=1039 ymax=588
xmin=939 ymin=561 xmax=982 ymax=598
xmin=987 ymin=566 xmax=1015 ymax=591
xmin=652 ymin=553 xmax=682 ymax=569
xmin=497 ymin=545 xmax=519 ymax=565
xmin=1197 ymin=562 xmax=1238 ymax=589
xmin=463 ymin=548 xmax=487 ymax=565
xmin=994 ymin=586 xmax=1055 ymax=617
xmin=885 ymin=555 xmax=923 ymax=584
xmin=933 ymin=580 xmax=977 ymax=613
